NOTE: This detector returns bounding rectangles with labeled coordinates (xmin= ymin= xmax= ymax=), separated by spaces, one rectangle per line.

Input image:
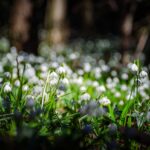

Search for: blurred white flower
xmin=4 ymin=83 xmax=12 ymax=93
xmin=22 ymin=85 xmax=29 ymax=91
xmin=61 ymin=78 xmax=69 ymax=85
xmin=139 ymin=70 xmax=147 ymax=78
xmin=96 ymin=85 xmax=106 ymax=93
xmin=121 ymin=73 xmax=128 ymax=80
xmin=129 ymin=63 xmax=138 ymax=74
xmin=57 ymin=66 xmax=66 ymax=75
xmin=111 ymin=70 xmax=117 ymax=77
xmin=99 ymin=97 xmax=111 ymax=106
xmin=93 ymin=67 xmax=101 ymax=79
xmin=80 ymin=86 xmax=87 ymax=92
xmin=24 ymin=67 xmax=35 ymax=78
xmin=92 ymin=81 xmax=99 ymax=87
xmin=115 ymin=92 xmax=121 ymax=98
xmin=51 ymin=62 xmax=59 ymax=68
xmin=101 ymin=64 xmax=110 ymax=72
xmin=121 ymin=84 xmax=128 ymax=91
xmin=83 ymin=63 xmax=91 ymax=73
xmin=69 ymin=52 xmax=79 ymax=60
xmin=119 ymin=100 xmax=124 ymax=106
xmin=14 ymin=80 xmax=20 ymax=87
xmin=77 ymin=69 xmax=84 ymax=75
xmin=80 ymin=93 xmax=91 ymax=101
xmin=50 ymin=78 xmax=58 ymax=86
xmin=49 ymin=71 xmax=59 ymax=80
xmin=113 ymin=77 xmax=119 ymax=84
xmin=40 ymin=63 xmax=48 ymax=72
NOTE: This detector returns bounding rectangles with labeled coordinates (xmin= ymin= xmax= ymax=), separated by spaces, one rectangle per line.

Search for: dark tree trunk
xmin=120 ymin=0 xmax=137 ymax=64
xmin=9 ymin=0 xmax=32 ymax=51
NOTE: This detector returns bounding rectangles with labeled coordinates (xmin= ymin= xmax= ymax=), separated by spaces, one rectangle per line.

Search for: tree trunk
xmin=9 ymin=0 xmax=32 ymax=51
xmin=45 ymin=0 xmax=69 ymax=47
xmin=120 ymin=0 xmax=136 ymax=64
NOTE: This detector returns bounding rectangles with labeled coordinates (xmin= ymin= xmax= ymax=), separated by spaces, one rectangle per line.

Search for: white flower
xmin=22 ymin=85 xmax=29 ymax=91
xmin=121 ymin=84 xmax=128 ymax=91
xmin=50 ymin=78 xmax=58 ymax=86
xmin=49 ymin=72 xmax=59 ymax=80
xmin=113 ymin=77 xmax=119 ymax=84
xmin=4 ymin=83 xmax=12 ymax=93
xmin=80 ymin=93 xmax=91 ymax=101
xmin=57 ymin=66 xmax=66 ymax=75
xmin=92 ymin=81 xmax=99 ymax=87
xmin=111 ymin=70 xmax=117 ymax=77
xmin=94 ymin=67 xmax=101 ymax=74
xmin=119 ymin=100 xmax=124 ymax=106
xmin=14 ymin=80 xmax=20 ymax=87
xmin=24 ymin=67 xmax=35 ymax=78
xmin=51 ymin=62 xmax=59 ymax=68
xmin=40 ymin=64 xmax=48 ymax=72
xmin=139 ymin=70 xmax=147 ymax=78
xmin=83 ymin=63 xmax=91 ymax=73
xmin=130 ymin=63 xmax=138 ymax=74
xmin=61 ymin=78 xmax=69 ymax=85
xmin=101 ymin=64 xmax=110 ymax=72
xmin=115 ymin=92 xmax=121 ymax=98
xmin=99 ymin=97 xmax=111 ymax=106
xmin=80 ymin=86 xmax=87 ymax=92
xmin=121 ymin=73 xmax=128 ymax=80
xmin=77 ymin=69 xmax=84 ymax=75
xmin=96 ymin=85 xmax=106 ymax=93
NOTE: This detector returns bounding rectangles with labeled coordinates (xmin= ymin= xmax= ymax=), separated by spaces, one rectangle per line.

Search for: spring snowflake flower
xmin=80 ymin=86 xmax=87 ymax=92
xmin=14 ymin=80 xmax=20 ymax=87
xmin=77 ymin=69 xmax=84 ymax=75
xmin=115 ymin=92 xmax=121 ymax=98
xmin=139 ymin=70 xmax=147 ymax=78
xmin=51 ymin=62 xmax=59 ymax=68
xmin=49 ymin=71 xmax=59 ymax=80
xmin=24 ymin=67 xmax=35 ymax=78
xmin=80 ymin=93 xmax=91 ymax=101
xmin=83 ymin=63 xmax=91 ymax=73
xmin=57 ymin=66 xmax=66 ymax=75
xmin=121 ymin=73 xmax=128 ymax=80
xmin=50 ymin=78 xmax=58 ymax=86
xmin=40 ymin=63 xmax=48 ymax=72
xmin=4 ymin=83 xmax=12 ymax=93
xmin=111 ymin=70 xmax=117 ymax=77
xmin=96 ymin=85 xmax=106 ymax=93
xmin=99 ymin=97 xmax=111 ymax=106
xmin=119 ymin=100 xmax=124 ymax=106
xmin=92 ymin=81 xmax=99 ymax=87
xmin=129 ymin=63 xmax=138 ymax=74
xmin=22 ymin=85 xmax=29 ymax=91
xmin=61 ymin=78 xmax=69 ymax=85
xmin=121 ymin=84 xmax=128 ymax=91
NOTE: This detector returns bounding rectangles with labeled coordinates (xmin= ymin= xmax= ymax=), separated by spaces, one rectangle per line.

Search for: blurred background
xmin=0 ymin=0 xmax=150 ymax=64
